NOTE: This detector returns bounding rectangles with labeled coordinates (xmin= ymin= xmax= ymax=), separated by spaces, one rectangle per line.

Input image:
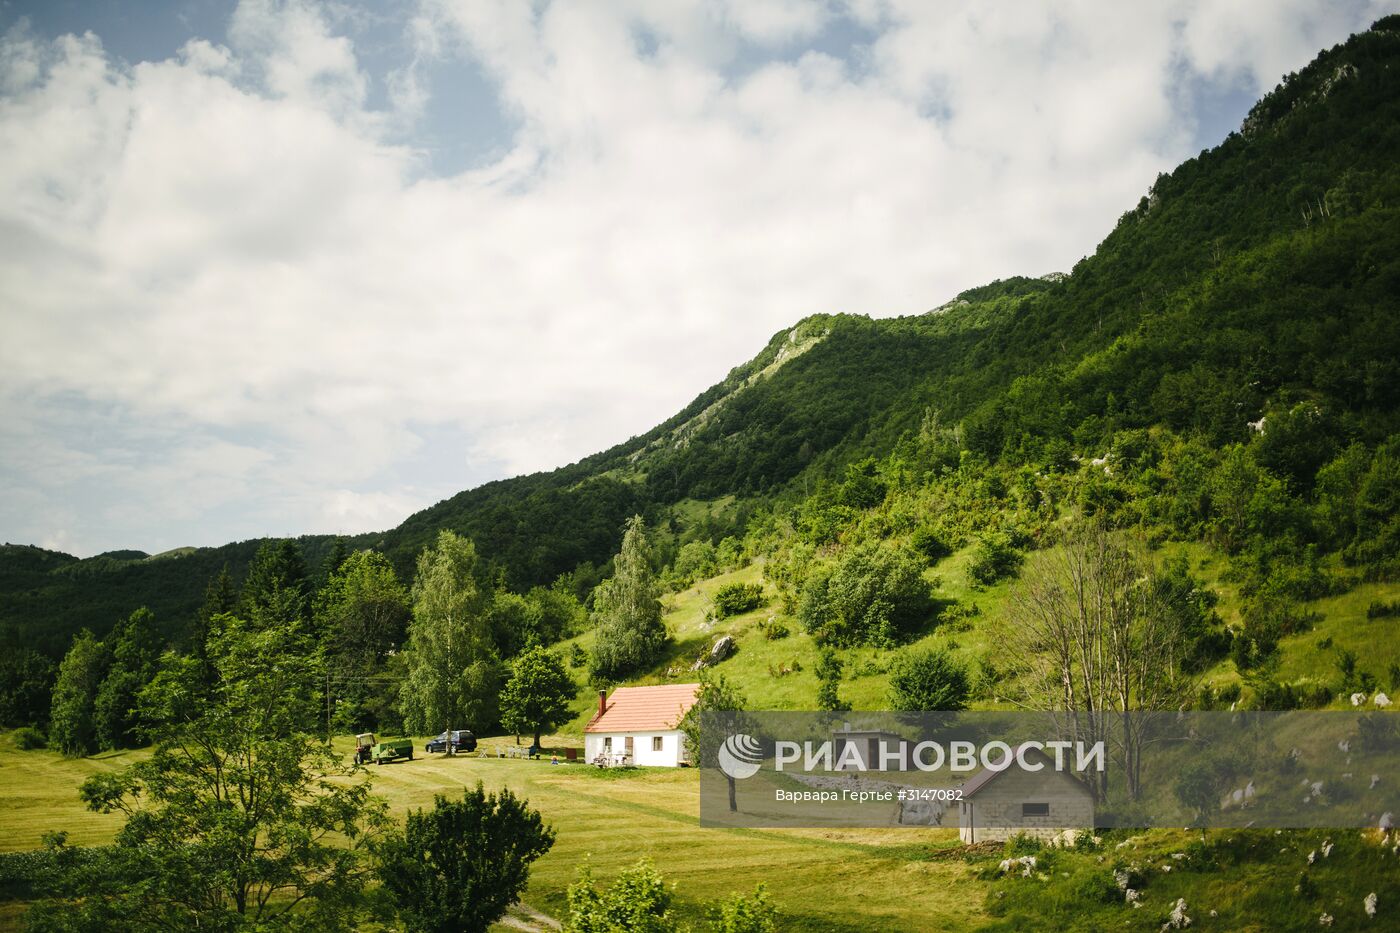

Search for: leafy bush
xmin=567 ymin=858 xmax=675 ymax=933
xmin=763 ymin=620 xmax=790 ymax=641
xmin=709 ymin=884 xmax=779 ymax=933
xmin=910 ymin=526 xmax=951 ymax=563
xmin=712 ymin=583 xmax=764 ymax=619
xmin=967 ymin=533 xmax=1023 ymax=587
xmin=887 ymin=648 xmax=970 ymax=711
xmin=798 ymin=545 xmax=934 ymax=647
xmin=378 ymin=784 xmax=556 ymax=933
xmin=12 ymin=726 xmax=46 ymax=749
xmin=1369 ymin=599 xmax=1400 ymax=619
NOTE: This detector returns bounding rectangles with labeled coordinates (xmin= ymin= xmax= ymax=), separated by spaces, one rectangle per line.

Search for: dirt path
xmin=498 ymin=903 xmax=561 ymax=932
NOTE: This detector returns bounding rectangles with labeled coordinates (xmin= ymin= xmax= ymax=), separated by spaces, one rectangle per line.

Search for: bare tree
xmin=1002 ymin=520 xmax=1194 ymax=802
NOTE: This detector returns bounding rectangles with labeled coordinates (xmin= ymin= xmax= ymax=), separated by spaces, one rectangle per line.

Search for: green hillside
xmin=2 ymin=16 xmax=1399 ymax=705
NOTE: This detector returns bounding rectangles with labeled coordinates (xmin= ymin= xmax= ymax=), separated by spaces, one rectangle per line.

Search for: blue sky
xmin=0 ymin=0 xmax=1394 ymax=557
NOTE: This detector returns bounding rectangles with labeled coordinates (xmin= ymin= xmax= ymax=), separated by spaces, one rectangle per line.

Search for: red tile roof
xmin=585 ymin=684 xmax=701 ymax=733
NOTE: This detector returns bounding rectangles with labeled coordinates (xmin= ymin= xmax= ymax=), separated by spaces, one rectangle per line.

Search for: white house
xmin=957 ymin=744 xmax=1095 ymax=843
xmin=584 ymin=684 xmax=700 ymax=767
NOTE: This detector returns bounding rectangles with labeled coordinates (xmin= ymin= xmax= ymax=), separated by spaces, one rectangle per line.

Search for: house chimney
xmin=597 ymin=690 xmax=608 ymax=717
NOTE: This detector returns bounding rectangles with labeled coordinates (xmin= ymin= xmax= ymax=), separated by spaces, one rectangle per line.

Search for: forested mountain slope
xmin=3 ymin=16 xmax=1399 ymax=664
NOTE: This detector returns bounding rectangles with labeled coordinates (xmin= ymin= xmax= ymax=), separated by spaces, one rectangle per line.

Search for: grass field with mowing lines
xmin=0 ymin=731 xmax=985 ymax=932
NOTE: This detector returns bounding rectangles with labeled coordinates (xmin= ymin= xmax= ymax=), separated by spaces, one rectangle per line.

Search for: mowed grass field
xmin=0 ymin=730 xmax=988 ymax=932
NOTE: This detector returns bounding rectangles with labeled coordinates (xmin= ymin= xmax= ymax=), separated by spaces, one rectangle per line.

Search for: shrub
xmin=763 ymin=620 xmax=790 ymax=641
xmin=911 ymin=526 xmax=951 ymax=563
xmin=888 ymin=648 xmax=970 ymax=711
xmin=1369 ymin=600 xmax=1400 ymax=620
xmin=377 ymin=784 xmax=555 ymax=933
xmin=967 ymin=533 xmax=1023 ymax=587
xmin=712 ymin=583 xmax=764 ymax=619
xmin=12 ymin=726 xmax=46 ymax=750
xmin=709 ymin=884 xmax=779 ymax=933
xmin=569 ymin=643 xmax=588 ymax=669
xmin=798 ymin=545 xmax=934 ymax=647
xmin=567 ymin=859 xmax=675 ymax=933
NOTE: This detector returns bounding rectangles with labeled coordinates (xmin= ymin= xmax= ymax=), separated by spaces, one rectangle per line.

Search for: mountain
xmin=3 ymin=16 xmax=1399 ymax=658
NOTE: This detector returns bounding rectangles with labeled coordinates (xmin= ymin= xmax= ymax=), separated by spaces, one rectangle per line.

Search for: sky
xmin=1 ymin=0 xmax=1396 ymax=558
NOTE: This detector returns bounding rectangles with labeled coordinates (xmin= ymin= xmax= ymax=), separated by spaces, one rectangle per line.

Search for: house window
xmin=652 ymin=736 xmax=664 ymax=752
xmin=603 ymin=737 xmax=612 ymax=751
xmin=1022 ymin=802 xmax=1050 ymax=817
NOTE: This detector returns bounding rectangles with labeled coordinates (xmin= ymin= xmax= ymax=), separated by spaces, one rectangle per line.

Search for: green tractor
xmin=371 ymin=737 xmax=414 ymax=764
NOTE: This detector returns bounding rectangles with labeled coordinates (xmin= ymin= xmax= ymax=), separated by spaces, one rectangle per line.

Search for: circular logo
xmin=717 ymin=733 xmax=763 ymax=780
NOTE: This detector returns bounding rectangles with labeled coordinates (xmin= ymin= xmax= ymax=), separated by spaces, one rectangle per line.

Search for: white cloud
xmin=0 ymin=0 xmax=1393 ymax=555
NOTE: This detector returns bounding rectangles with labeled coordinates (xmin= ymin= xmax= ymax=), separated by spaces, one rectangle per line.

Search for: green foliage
xmin=13 ymin=725 xmax=46 ymax=749
xmin=30 ymin=614 xmax=387 ymax=930
xmin=317 ymin=550 xmax=411 ymax=731
xmin=93 ymin=607 xmax=162 ymax=750
xmin=565 ymin=859 xmax=675 ymax=933
xmin=499 ymin=646 xmax=575 ymax=745
xmin=910 ymin=525 xmax=951 ymax=563
xmin=591 ymin=517 xmax=669 ymax=682
xmin=48 ymin=630 xmax=107 ymax=758
xmin=967 ymin=532 xmax=1023 ymax=587
xmin=399 ymin=531 xmax=503 ymax=735
xmin=712 ymin=582 xmax=764 ymax=619
xmin=679 ymin=674 xmax=748 ymax=769
xmin=377 ymin=784 xmax=555 ymax=933
xmin=814 ymin=646 xmax=849 ymax=712
xmin=798 ymin=544 xmax=934 ymax=647
xmin=239 ymin=538 xmax=310 ymax=627
xmin=0 ymin=649 xmax=55 ymax=728
xmin=887 ymin=647 xmax=970 ymax=711
xmin=709 ymin=884 xmax=779 ymax=933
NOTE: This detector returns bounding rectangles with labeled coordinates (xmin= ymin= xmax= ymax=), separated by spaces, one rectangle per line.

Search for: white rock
xmin=1364 ymin=892 xmax=1377 ymax=917
xmin=1319 ymin=912 xmax=1333 ymax=926
xmin=1372 ymin=774 xmax=1381 ymax=790
xmin=1351 ymin=693 xmax=1366 ymax=707
xmin=1167 ymin=897 xmax=1191 ymax=928
xmin=1339 ymin=739 xmax=1352 ymax=753
xmin=1322 ymin=840 xmax=1333 ymax=858
xmin=1308 ymin=850 xmax=1317 ymax=864
xmin=1376 ymin=692 xmax=1392 ymax=708
xmin=1381 ymin=813 xmax=1394 ymax=831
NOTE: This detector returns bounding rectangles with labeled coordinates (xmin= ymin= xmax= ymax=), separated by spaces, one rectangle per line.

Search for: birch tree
xmin=1003 ymin=520 xmax=1194 ymax=801
xmin=399 ymin=532 xmax=501 ymax=744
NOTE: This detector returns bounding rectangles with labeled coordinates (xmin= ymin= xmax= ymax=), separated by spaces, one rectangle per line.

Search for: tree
xmin=591 ymin=516 xmax=669 ymax=681
xmin=1003 ymin=521 xmax=1195 ymax=802
xmin=499 ymin=647 xmax=575 ymax=748
xmin=48 ymin=630 xmax=107 ymax=757
xmin=679 ymin=674 xmax=748 ymax=812
xmin=565 ymin=859 xmax=675 ymax=933
xmin=814 ymin=646 xmax=849 ymax=712
xmin=376 ymin=784 xmax=555 ymax=933
xmin=29 ymin=613 xmax=386 ymax=930
xmin=0 ymin=649 xmax=56 ymax=728
xmin=190 ymin=566 xmax=236 ymax=689
xmin=399 ymin=532 xmax=502 ymax=743
xmin=240 ymin=539 xmax=310 ymax=627
xmin=93 ymin=607 xmax=163 ymax=750
xmin=887 ymin=648 xmax=969 ymax=712
xmin=315 ymin=551 xmax=411 ymax=730
xmin=798 ymin=544 xmax=933 ymax=647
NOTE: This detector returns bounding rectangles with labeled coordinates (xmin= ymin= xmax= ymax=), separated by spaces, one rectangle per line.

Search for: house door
xmin=624 ymin=736 xmax=634 ymax=761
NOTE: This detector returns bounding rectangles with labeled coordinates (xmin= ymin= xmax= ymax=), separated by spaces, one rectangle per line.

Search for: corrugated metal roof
xmin=961 ymin=743 xmax=1055 ymax=797
xmin=585 ymin=684 xmax=701 ymax=733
